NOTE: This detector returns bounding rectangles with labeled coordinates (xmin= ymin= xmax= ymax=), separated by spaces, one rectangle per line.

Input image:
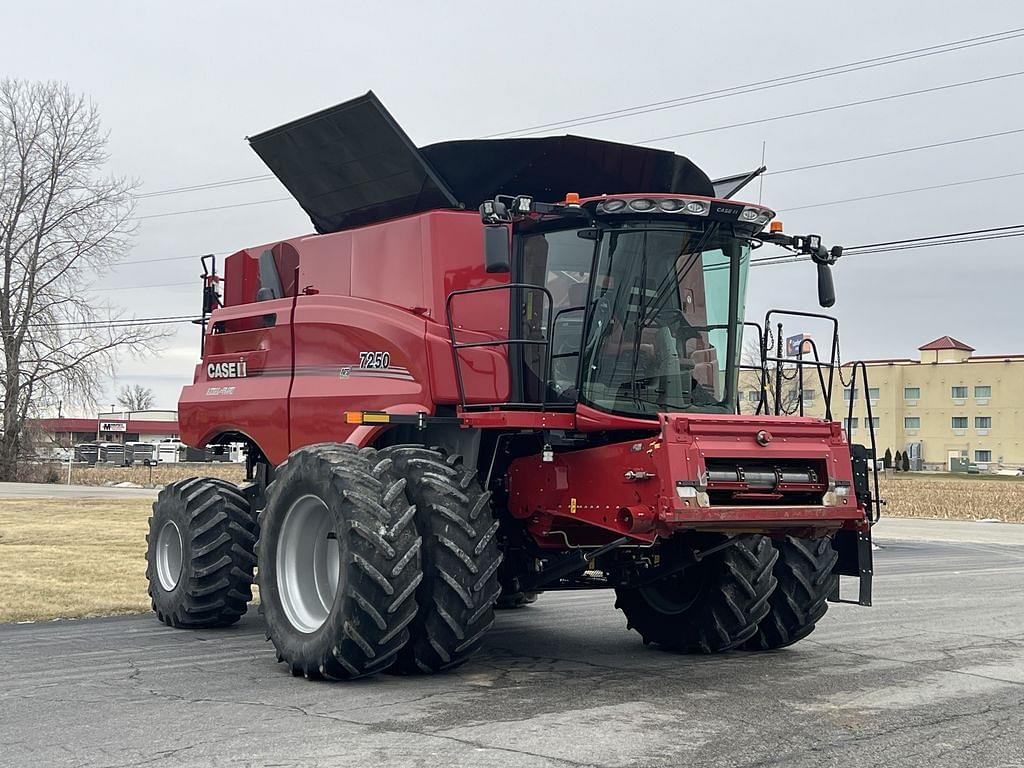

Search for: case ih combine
xmin=145 ymin=92 xmax=879 ymax=679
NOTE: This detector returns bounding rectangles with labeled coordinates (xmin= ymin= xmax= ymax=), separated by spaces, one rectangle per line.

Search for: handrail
xmin=846 ymin=360 xmax=882 ymax=523
xmin=445 ymin=283 xmax=555 ymax=410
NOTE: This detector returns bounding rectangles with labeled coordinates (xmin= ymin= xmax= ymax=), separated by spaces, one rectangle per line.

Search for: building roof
xmin=918 ymin=336 xmax=975 ymax=352
xmin=32 ymin=417 xmax=179 ymax=433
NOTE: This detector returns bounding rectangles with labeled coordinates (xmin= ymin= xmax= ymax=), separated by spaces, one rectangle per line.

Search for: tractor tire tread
xmin=380 ymin=445 xmax=502 ymax=674
xmin=257 ymin=443 xmax=422 ymax=680
xmin=146 ymin=477 xmax=257 ymax=628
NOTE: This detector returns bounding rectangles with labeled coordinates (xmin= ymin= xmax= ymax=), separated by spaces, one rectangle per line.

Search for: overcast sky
xmin=3 ymin=0 xmax=1024 ymax=412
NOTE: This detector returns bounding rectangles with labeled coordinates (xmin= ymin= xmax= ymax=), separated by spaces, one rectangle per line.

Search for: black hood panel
xmin=249 ymin=91 xmax=713 ymax=234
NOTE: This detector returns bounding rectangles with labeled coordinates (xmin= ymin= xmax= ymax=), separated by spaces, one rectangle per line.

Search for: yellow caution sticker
xmin=570 ymin=497 xmax=577 ymax=515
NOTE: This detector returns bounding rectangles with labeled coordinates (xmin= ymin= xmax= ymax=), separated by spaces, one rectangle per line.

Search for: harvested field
xmin=878 ymin=473 xmax=1024 ymax=523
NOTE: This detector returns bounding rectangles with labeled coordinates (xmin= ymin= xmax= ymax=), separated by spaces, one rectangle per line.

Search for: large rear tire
xmin=745 ymin=536 xmax=838 ymax=650
xmin=615 ymin=534 xmax=777 ymax=653
xmin=380 ymin=445 xmax=502 ymax=673
xmin=146 ymin=477 xmax=257 ymax=628
xmin=257 ymin=443 xmax=422 ymax=680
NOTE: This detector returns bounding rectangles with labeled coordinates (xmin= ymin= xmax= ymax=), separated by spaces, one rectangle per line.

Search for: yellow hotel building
xmin=740 ymin=336 xmax=1024 ymax=471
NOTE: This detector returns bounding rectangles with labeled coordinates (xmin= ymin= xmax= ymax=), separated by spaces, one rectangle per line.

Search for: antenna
xmin=758 ymin=140 xmax=767 ymax=204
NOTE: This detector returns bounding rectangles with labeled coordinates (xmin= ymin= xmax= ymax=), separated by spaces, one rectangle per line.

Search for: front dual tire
xmin=615 ymin=534 xmax=838 ymax=653
xmin=256 ymin=442 xmax=501 ymax=679
xmin=256 ymin=444 xmax=422 ymax=679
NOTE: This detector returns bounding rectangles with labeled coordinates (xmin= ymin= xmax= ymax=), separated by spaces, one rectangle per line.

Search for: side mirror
xmin=816 ymin=261 xmax=836 ymax=308
xmin=483 ymin=225 xmax=511 ymax=274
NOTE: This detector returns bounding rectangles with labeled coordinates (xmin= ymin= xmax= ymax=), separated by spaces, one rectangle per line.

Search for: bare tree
xmin=0 ymin=79 xmax=164 ymax=480
xmin=116 ymin=383 xmax=155 ymax=411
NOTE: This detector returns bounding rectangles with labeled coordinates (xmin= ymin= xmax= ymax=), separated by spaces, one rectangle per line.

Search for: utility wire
xmin=0 ymin=314 xmax=200 ymax=333
xmin=485 ymin=27 xmax=1024 ymax=137
xmin=768 ymin=127 xmax=1024 ymax=176
xmin=640 ymin=69 xmax=1024 ymax=144
xmin=87 ymin=225 xmax=1024 ymax=300
xmin=131 ymin=27 xmax=1024 ymax=201
xmin=777 ymin=170 xmax=1024 ymax=212
xmin=135 ymin=197 xmax=291 ymax=221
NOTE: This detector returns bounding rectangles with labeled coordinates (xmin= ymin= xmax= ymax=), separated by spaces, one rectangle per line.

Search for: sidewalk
xmin=873 ymin=516 xmax=1024 ymax=546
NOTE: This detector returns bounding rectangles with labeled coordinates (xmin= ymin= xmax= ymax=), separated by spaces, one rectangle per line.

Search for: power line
xmin=95 ymin=281 xmax=194 ymax=291
xmin=844 ymin=224 xmax=1024 ymax=251
xmin=640 ymin=69 xmax=1024 ymax=144
xmin=489 ymin=28 xmax=1024 ymax=138
xmin=135 ymin=174 xmax=273 ymax=199
xmin=135 ymin=197 xmax=291 ymax=221
xmin=130 ymin=27 xmax=1024 ymax=202
xmin=749 ymin=225 xmax=1024 ymax=268
xmin=778 ymin=170 xmax=1024 ymax=212
xmin=126 ymin=71 xmax=1024 ymax=224
xmin=3 ymin=314 xmax=200 ymax=333
xmin=768 ymin=127 xmax=1024 ymax=176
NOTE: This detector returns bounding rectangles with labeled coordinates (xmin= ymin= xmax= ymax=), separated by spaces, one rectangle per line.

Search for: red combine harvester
xmin=145 ymin=92 xmax=880 ymax=680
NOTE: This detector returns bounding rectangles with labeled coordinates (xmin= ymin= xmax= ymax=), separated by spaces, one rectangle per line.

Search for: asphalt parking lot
xmin=2 ymin=538 xmax=1023 ymax=768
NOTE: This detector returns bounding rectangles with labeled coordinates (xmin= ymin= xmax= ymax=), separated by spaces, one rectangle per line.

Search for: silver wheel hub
xmin=276 ymin=494 xmax=341 ymax=634
xmin=155 ymin=520 xmax=184 ymax=592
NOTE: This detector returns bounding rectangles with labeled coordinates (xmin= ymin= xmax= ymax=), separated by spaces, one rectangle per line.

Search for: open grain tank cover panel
xmin=421 ymin=136 xmax=714 ymax=207
xmin=248 ymin=91 xmax=714 ymax=234
xmin=247 ymin=91 xmax=459 ymax=234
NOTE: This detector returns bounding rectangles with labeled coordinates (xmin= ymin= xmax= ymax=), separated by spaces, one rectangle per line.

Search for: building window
xmin=843 ymin=417 xmax=858 ymax=432
xmin=904 ymin=387 xmax=920 ymax=400
xmin=747 ymin=390 xmax=761 ymax=402
xmin=975 ymin=385 xmax=991 ymax=398
xmin=951 ymin=417 xmax=968 ymax=429
xmin=975 ymin=416 xmax=992 ymax=429
xmin=800 ymin=389 xmax=816 ymax=401
xmin=843 ymin=388 xmax=857 ymax=401
xmin=904 ymin=417 xmax=921 ymax=429
xmin=951 ymin=386 xmax=968 ymax=399
xmin=867 ymin=387 xmax=879 ymax=401
xmin=975 ymin=450 xmax=992 ymax=463
xmin=866 ymin=417 xmax=879 ymax=429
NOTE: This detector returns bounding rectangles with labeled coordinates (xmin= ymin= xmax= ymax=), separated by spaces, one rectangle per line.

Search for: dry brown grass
xmin=67 ymin=462 xmax=245 ymax=487
xmin=878 ymin=474 xmax=1024 ymax=523
xmin=0 ymin=498 xmax=153 ymax=623
xmin=2 ymin=473 xmax=1020 ymax=624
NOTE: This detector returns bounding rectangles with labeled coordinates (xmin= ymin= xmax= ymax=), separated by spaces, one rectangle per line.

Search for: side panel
xmin=507 ymin=413 xmax=863 ymax=547
xmin=179 ymin=297 xmax=295 ymax=465
xmin=288 ymin=296 xmax=433 ymax=448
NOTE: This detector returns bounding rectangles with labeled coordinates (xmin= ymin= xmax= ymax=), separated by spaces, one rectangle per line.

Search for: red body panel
xmin=507 ymin=413 xmax=860 ymax=546
xmin=179 ymin=210 xmax=512 ymax=462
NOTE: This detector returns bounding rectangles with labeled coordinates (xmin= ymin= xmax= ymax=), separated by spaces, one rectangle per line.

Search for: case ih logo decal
xmin=208 ymin=360 xmax=247 ymax=379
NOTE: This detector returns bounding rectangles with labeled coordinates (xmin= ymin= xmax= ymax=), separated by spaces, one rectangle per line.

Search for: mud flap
xmin=829 ymin=526 xmax=873 ymax=606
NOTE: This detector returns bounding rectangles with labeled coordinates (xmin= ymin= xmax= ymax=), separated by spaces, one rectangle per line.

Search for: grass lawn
xmin=1 ymin=473 xmax=1022 ymax=624
xmin=0 ymin=498 xmax=154 ymax=623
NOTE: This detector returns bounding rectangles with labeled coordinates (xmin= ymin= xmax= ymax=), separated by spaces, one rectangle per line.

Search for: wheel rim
xmin=276 ymin=494 xmax=341 ymax=634
xmin=155 ymin=520 xmax=183 ymax=592
xmin=639 ymin=572 xmax=706 ymax=615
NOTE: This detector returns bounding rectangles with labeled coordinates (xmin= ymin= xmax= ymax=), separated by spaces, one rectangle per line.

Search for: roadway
xmin=2 ymin=537 xmax=1022 ymax=767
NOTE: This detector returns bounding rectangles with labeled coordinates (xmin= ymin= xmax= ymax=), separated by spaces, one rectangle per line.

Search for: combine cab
xmin=145 ymin=92 xmax=879 ymax=678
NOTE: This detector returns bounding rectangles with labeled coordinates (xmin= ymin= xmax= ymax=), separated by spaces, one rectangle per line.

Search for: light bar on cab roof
xmin=595 ymin=196 xmax=775 ymax=228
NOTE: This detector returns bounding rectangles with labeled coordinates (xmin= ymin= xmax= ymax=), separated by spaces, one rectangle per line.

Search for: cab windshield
xmin=519 ymin=223 xmax=750 ymax=416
